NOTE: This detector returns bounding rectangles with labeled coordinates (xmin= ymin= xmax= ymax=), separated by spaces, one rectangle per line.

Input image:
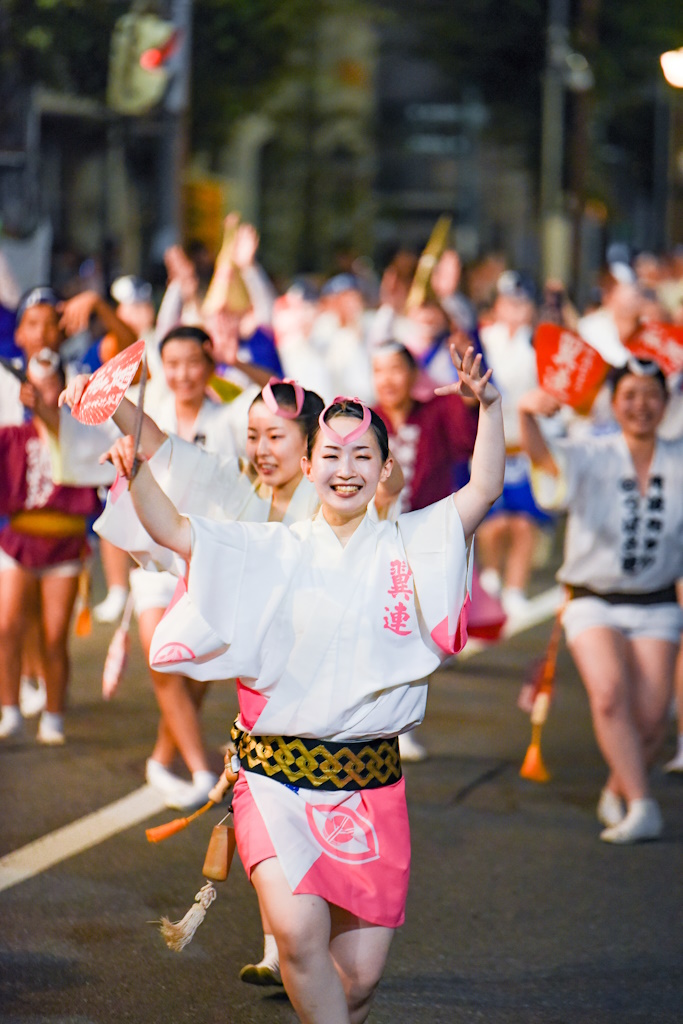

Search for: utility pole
xmin=539 ymin=0 xmax=571 ymax=285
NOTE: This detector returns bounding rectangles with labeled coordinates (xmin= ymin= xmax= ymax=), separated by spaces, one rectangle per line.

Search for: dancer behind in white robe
xmin=518 ymin=360 xmax=683 ymax=844
xmin=99 ymin=345 xmax=504 ymax=1024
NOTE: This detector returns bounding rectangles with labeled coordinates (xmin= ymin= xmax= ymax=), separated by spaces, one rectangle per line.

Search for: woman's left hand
xmin=435 ymin=342 xmax=500 ymax=408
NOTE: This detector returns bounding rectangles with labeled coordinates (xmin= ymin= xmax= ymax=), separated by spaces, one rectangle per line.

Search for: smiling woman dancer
xmin=103 ymin=345 xmax=503 ymax=1024
xmin=519 ymin=359 xmax=683 ymax=844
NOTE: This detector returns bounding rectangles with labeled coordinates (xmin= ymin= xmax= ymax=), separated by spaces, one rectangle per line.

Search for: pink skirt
xmin=233 ymin=771 xmax=411 ymax=928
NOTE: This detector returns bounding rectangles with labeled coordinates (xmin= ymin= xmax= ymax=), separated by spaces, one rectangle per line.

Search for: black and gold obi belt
xmin=231 ymin=724 xmax=402 ymax=792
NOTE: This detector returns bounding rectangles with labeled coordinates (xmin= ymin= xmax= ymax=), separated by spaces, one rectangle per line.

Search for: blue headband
xmin=16 ymin=286 xmax=60 ymax=324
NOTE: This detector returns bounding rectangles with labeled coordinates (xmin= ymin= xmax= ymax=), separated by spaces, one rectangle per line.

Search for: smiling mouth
xmin=332 ymin=484 xmax=362 ymax=495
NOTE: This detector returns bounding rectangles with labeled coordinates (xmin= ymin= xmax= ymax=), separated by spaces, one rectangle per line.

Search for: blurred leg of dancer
xmin=93 ymin=539 xmax=131 ymax=623
xmin=137 ymin=606 xmax=216 ymax=809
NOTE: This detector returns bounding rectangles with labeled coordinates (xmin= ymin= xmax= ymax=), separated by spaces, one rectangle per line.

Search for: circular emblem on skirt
xmin=305 ymin=801 xmax=380 ymax=864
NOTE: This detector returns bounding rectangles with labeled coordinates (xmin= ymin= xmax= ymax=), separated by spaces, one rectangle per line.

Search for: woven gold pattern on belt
xmin=231 ymin=725 xmax=402 ymax=791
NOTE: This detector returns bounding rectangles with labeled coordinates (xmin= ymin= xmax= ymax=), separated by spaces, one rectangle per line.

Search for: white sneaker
xmin=399 ymin=730 xmax=428 ymax=763
xmin=239 ymin=960 xmax=283 ymax=987
xmin=145 ymin=758 xmax=190 ymax=795
xmin=600 ymin=798 xmax=663 ymax=844
xmin=93 ymin=587 xmax=129 ymax=624
xmin=479 ymin=568 xmax=502 ymax=598
xmin=501 ymin=588 xmax=530 ymax=619
xmin=663 ymin=748 xmax=683 ymax=774
xmin=163 ymin=770 xmax=219 ymax=811
xmin=596 ymin=787 xmax=625 ymax=828
xmin=0 ymin=706 xmax=24 ymax=739
xmin=19 ymin=676 xmax=47 ymax=718
xmin=37 ymin=712 xmax=65 ymax=746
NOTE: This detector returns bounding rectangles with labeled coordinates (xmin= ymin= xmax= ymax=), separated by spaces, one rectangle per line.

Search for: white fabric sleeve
xmin=93 ymin=436 xmax=243 ymax=572
xmin=397 ymin=496 xmax=468 ymax=655
xmin=530 ymin=438 xmax=587 ymax=511
xmin=49 ymin=410 xmax=119 ymax=486
xmin=149 ymin=516 xmax=300 ymax=681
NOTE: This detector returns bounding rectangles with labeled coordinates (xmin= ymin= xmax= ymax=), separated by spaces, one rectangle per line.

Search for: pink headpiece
xmin=261 ymin=377 xmax=305 ymax=419
xmin=318 ymin=396 xmax=372 ymax=446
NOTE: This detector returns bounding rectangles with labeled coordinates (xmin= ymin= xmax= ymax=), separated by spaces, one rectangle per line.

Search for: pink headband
xmin=261 ymin=377 xmax=305 ymax=419
xmin=318 ymin=396 xmax=372 ymax=446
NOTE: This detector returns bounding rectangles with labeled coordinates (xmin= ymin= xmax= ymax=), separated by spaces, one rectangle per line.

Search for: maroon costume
xmin=0 ymin=422 xmax=101 ymax=569
xmin=374 ymin=394 xmax=477 ymax=512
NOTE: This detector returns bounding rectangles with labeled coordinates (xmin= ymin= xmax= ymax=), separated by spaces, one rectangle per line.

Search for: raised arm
xmin=435 ymin=344 xmax=505 ymax=539
xmin=103 ymin=435 xmax=191 ymax=560
xmin=59 ymin=376 xmax=167 ymax=458
xmin=517 ymin=388 xmax=562 ymax=476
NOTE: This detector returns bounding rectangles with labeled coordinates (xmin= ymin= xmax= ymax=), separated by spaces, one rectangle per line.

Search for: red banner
xmin=71 ymin=339 xmax=146 ymax=425
xmin=535 ymin=323 xmax=609 ymax=414
xmin=626 ymin=322 xmax=683 ymax=376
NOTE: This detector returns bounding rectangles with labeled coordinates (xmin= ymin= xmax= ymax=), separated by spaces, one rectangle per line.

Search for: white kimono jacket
xmin=149 ymin=496 xmax=469 ymax=741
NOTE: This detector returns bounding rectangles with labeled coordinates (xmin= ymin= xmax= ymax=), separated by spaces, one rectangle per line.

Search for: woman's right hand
xmin=99 ymin=435 xmax=140 ymax=479
xmin=58 ymin=373 xmax=91 ymax=410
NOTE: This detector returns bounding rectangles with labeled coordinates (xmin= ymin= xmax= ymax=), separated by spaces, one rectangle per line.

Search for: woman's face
xmin=161 ymin=339 xmax=213 ymax=404
xmin=303 ymin=416 xmax=391 ymax=518
xmin=246 ymin=401 xmax=307 ymax=488
xmin=611 ymin=374 xmax=667 ymax=439
xmin=372 ymin=350 xmax=416 ymax=410
xmin=15 ymin=304 xmax=62 ymax=358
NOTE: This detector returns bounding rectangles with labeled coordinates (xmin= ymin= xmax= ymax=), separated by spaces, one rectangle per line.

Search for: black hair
xmin=609 ymin=360 xmax=667 ymax=398
xmin=159 ymin=324 xmax=214 ymax=363
xmin=373 ymin=340 xmax=418 ymax=373
xmin=251 ymin=382 xmax=325 ymax=440
xmin=307 ymin=399 xmax=390 ymax=461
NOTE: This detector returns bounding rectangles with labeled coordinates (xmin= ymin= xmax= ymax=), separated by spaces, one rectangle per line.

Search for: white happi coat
xmin=149 ymin=496 xmax=469 ymax=742
xmin=533 ymin=432 xmax=683 ymax=593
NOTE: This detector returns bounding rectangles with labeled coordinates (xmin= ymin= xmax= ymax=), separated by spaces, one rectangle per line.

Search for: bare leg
xmin=152 ymin=677 xmax=209 ymax=767
xmin=39 ymin=573 xmax=79 ymax=714
xmin=475 ymin=514 xmax=508 ymax=576
xmin=137 ymin=607 xmax=210 ymax=775
xmin=99 ymin=538 xmax=132 ymax=590
xmin=329 ymin=905 xmax=394 ymax=1024
xmin=503 ymin=514 xmax=536 ymax=592
xmin=21 ymin=591 xmax=45 ymax=682
xmin=0 ymin=567 xmax=33 ymax=708
xmin=629 ymin=636 xmax=677 ymax=766
xmin=569 ymin=627 xmax=648 ymax=802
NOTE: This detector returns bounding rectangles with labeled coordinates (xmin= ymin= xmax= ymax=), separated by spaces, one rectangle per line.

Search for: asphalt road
xmin=1 ymin=575 xmax=682 ymax=1024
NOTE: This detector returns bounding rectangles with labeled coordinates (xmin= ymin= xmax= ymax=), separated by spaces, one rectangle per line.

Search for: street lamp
xmin=660 ymin=48 xmax=683 ymax=89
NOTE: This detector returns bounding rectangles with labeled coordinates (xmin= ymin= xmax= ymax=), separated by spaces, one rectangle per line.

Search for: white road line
xmin=0 ymin=785 xmax=166 ymax=894
xmin=0 ymin=586 xmax=564 ymax=895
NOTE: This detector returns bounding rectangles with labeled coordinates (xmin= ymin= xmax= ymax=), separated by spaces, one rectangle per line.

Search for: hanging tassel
xmin=102 ymin=591 xmax=135 ymax=699
xmin=158 ymin=881 xmax=217 ymax=952
xmin=157 ymin=812 xmax=235 ymax=952
xmin=74 ymin=566 xmax=92 ymax=637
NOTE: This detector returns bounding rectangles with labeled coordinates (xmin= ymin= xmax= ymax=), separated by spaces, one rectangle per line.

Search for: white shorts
xmin=129 ymin=566 xmax=179 ymax=616
xmin=0 ymin=547 xmax=82 ymax=579
xmin=562 ymin=596 xmax=683 ymax=645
